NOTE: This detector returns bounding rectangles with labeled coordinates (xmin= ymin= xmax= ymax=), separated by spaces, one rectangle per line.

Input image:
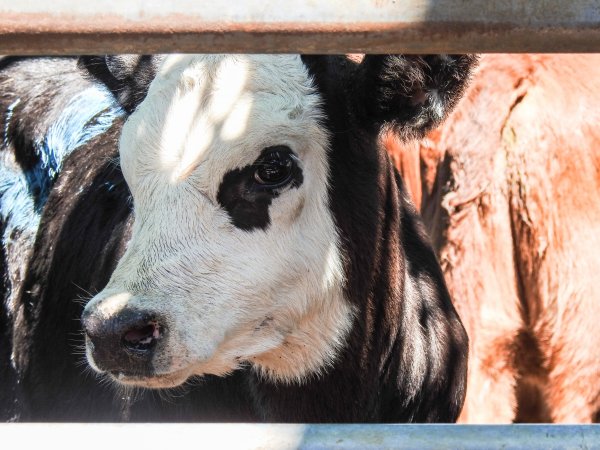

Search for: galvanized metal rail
xmin=1 ymin=0 xmax=600 ymax=54
xmin=2 ymin=424 xmax=600 ymax=449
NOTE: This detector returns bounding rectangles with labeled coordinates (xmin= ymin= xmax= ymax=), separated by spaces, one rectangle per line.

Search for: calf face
xmin=80 ymin=53 xmax=475 ymax=392
xmin=82 ymin=55 xmax=352 ymax=388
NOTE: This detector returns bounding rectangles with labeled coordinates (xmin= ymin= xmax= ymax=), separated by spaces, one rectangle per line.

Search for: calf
xmin=386 ymin=54 xmax=600 ymax=423
xmin=1 ymin=54 xmax=475 ymax=422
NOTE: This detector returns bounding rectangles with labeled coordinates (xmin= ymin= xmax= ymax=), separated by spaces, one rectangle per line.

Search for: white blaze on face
xmin=84 ymin=54 xmax=355 ymax=386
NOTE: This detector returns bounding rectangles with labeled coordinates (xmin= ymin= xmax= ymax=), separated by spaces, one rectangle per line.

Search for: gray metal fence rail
xmin=1 ymin=0 xmax=600 ymax=54
xmin=1 ymin=424 xmax=600 ymax=449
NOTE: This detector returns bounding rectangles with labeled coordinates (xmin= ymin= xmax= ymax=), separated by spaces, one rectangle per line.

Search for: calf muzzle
xmin=81 ymin=307 xmax=165 ymax=375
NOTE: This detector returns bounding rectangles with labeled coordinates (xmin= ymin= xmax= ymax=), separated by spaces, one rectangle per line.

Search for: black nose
xmin=81 ymin=308 xmax=165 ymax=374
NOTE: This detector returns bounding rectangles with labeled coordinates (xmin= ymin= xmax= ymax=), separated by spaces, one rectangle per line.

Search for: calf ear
xmin=77 ymin=55 xmax=161 ymax=114
xmin=356 ymin=55 xmax=477 ymax=140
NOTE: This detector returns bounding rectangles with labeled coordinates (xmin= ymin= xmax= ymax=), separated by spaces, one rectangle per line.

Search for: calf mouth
xmin=107 ymin=366 xmax=192 ymax=389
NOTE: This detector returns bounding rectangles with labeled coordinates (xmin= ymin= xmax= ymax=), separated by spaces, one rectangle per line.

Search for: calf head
xmin=80 ymin=54 xmax=475 ymax=389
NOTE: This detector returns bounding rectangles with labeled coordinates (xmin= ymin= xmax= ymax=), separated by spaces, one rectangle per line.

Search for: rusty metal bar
xmin=0 ymin=0 xmax=599 ymax=54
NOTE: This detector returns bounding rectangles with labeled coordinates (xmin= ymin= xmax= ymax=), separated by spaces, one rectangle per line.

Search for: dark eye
xmin=254 ymin=146 xmax=296 ymax=187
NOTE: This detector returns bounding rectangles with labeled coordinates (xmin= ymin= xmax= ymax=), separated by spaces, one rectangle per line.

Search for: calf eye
xmin=254 ymin=146 xmax=296 ymax=187
xmin=217 ymin=145 xmax=304 ymax=231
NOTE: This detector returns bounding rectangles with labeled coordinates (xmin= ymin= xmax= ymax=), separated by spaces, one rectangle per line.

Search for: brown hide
xmin=385 ymin=54 xmax=600 ymax=423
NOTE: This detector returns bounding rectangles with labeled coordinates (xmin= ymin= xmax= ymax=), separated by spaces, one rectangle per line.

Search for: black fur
xmin=1 ymin=54 xmax=475 ymax=422
xmin=78 ymin=55 xmax=162 ymax=114
xmin=353 ymin=55 xmax=477 ymax=140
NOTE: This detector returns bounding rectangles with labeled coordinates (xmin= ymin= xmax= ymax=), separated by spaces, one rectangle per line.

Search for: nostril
xmin=122 ymin=320 xmax=163 ymax=352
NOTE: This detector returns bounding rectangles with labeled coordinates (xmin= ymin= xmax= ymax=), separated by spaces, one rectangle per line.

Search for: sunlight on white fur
xmin=154 ymin=56 xmax=252 ymax=182
xmin=95 ymin=292 xmax=132 ymax=318
xmin=220 ymin=94 xmax=253 ymax=141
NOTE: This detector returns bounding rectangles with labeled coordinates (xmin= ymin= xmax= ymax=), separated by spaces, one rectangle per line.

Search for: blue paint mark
xmin=34 ymin=86 xmax=125 ymax=210
xmin=0 ymin=84 xmax=125 ymax=248
xmin=3 ymin=98 xmax=21 ymax=148
xmin=0 ymin=166 xmax=39 ymax=236
xmin=102 ymin=181 xmax=116 ymax=192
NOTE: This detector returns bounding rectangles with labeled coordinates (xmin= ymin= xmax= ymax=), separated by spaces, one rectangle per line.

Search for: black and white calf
xmin=0 ymin=54 xmax=475 ymax=422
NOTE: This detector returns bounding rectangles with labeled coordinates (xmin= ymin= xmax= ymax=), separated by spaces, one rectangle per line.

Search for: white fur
xmin=84 ymin=54 xmax=355 ymax=387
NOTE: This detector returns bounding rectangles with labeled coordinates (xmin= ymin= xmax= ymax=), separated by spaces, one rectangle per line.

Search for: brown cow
xmin=386 ymin=54 xmax=600 ymax=423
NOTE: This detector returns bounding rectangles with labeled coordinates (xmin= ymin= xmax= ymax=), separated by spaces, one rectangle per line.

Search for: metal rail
xmin=1 ymin=0 xmax=599 ymax=54
xmin=2 ymin=424 xmax=599 ymax=449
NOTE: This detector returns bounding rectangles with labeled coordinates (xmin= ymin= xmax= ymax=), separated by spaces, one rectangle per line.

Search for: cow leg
xmin=534 ymin=250 xmax=600 ymax=423
xmin=502 ymin=66 xmax=600 ymax=423
xmin=434 ymin=169 xmax=523 ymax=423
xmin=543 ymin=338 xmax=600 ymax=423
xmin=391 ymin=135 xmax=524 ymax=422
xmin=448 ymin=244 xmax=523 ymax=424
xmin=504 ymin=54 xmax=600 ymax=425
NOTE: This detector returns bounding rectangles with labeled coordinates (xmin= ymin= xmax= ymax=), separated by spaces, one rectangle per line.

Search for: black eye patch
xmin=216 ymin=146 xmax=303 ymax=231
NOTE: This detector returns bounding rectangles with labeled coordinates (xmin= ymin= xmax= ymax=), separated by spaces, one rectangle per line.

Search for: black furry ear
xmin=356 ymin=55 xmax=477 ymax=140
xmin=78 ymin=55 xmax=162 ymax=114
